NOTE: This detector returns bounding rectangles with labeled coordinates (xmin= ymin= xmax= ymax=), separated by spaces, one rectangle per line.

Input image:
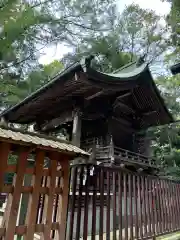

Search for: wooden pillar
xmin=71 ymin=108 xmax=82 ymax=191
xmin=72 ymin=108 xmax=82 ymax=147
xmin=110 ymin=135 xmax=115 ymax=165
xmin=90 ymin=138 xmax=97 ymax=163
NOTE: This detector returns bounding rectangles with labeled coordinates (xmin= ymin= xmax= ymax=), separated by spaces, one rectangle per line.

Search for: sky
xmin=39 ymin=0 xmax=171 ymax=65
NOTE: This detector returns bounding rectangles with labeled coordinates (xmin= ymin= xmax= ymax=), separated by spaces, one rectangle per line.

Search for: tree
xmin=63 ymin=4 xmax=170 ymax=72
xmin=0 ymin=0 xmax=116 ymax=109
xmin=2 ymin=60 xmax=64 ymax=106
xmin=163 ymin=0 xmax=180 ymax=59
xmin=0 ymin=0 xmax=115 ymax=70
xmin=148 ymin=73 xmax=180 ymax=179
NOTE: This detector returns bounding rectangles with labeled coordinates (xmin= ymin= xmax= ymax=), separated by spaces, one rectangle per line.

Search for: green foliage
xmin=2 ymin=60 xmax=64 ymax=105
xmin=63 ymin=4 xmax=170 ymax=72
xmin=148 ymin=74 xmax=180 ymax=179
xmin=0 ymin=0 xmax=116 ymax=108
xmin=8 ymin=154 xmax=17 ymax=164
xmin=163 ymin=0 xmax=180 ymax=59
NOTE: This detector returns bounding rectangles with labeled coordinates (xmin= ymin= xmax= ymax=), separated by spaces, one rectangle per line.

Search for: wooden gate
xmin=0 ymin=127 xmax=88 ymax=240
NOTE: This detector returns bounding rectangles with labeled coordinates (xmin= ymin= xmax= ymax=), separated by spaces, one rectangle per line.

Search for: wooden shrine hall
xmin=0 ymin=56 xmax=174 ymax=173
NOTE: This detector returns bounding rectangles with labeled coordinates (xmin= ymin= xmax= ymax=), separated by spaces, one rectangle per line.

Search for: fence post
xmin=58 ymin=157 xmax=70 ymax=240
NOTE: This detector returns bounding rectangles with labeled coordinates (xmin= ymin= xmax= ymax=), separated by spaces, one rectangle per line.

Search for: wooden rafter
xmin=36 ymin=111 xmax=73 ymax=132
xmin=113 ymin=101 xmax=135 ymax=115
xmin=85 ymin=90 xmax=104 ymax=100
xmin=116 ymin=92 xmax=131 ymax=100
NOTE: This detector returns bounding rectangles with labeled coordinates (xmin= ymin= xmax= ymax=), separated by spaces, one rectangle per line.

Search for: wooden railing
xmin=95 ymin=146 xmax=158 ymax=168
xmin=67 ymin=164 xmax=180 ymax=240
xmin=81 ymin=137 xmax=158 ymax=168
xmin=114 ymin=146 xmax=157 ymax=168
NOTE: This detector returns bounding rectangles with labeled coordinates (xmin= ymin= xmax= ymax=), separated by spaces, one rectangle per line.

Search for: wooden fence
xmin=0 ymin=141 xmax=71 ymax=240
xmin=67 ymin=164 xmax=180 ymax=240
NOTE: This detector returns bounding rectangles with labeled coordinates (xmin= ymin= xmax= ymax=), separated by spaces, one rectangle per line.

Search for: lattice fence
xmin=0 ymin=142 xmax=70 ymax=240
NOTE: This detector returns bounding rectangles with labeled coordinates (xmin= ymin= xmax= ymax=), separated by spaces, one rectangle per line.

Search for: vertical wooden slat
xmin=4 ymin=149 xmax=29 ymax=240
xmin=159 ymin=180 xmax=163 ymax=232
xmin=133 ymin=175 xmax=138 ymax=239
xmin=39 ymin=176 xmax=48 ymax=223
xmin=69 ymin=166 xmax=78 ymax=240
xmin=175 ymin=183 xmax=179 ymax=230
xmin=137 ymin=175 xmax=143 ymax=239
xmin=99 ymin=168 xmax=104 ymax=240
xmin=158 ymin=180 xmax=163 ymax=233
xmin=129 ymin=174 xmax=133 ymax=240
xmin=124 ymin=173 xmax=128 ymax=240
xmin=174 ymin=183 xmax=178 ymax=231
xmin=170 ymin=181 xmax=174 ymax=231
xmin=167 ymin=180 xmax=173 ymax=231
xmin=145 ymin=177 xmax=151 ymax=237
xmin=44 ymin=155 xmax=58 ymax=239
xmin=24 ymin=150 xmax=45 ymax=240
xmin=172 ymin=183 xmax=178 ymax=230
xmin=40 ymin=176 xmax=50 ymax=234
xmin=142 ymin=176 xmax=147 ymax=238
xmin=52 ymin=175 xmax=61 ymax=239
xmin=106 ymin=170 xmax=111 ymax=240
xmin=172 ymin=182 xmax=177 ymax=231
xmin=162 ymin=180 xmax=168 ymax=233
xmin=170 ymin=181 xmax=175 ymax=230
xmin=155 ymin=179 xmax=161 ymax=234
xmin=113 ymin=171 xmax=117 ymax=240
xmin=177 ymin=183 xmax=180 ymax=229
xmin=160 ymin=180 xmax=165 ymax=233
xmin=149 ymin=179 xmax=155 ymax=237
xmin=118 ymin=171 xmax=122 ymax=240
xmin=153 ymin=179 xmax=158 ymax=234
xmin=75 ymin=166 xmax=83 ymax=240
xmin=36 ymin=177 xmax=43 ymax=224
xmin=176 ymin=183 xmax=180 ymax=229
xmin=91 ymin=166 xmax=97 ymax=240
xmin=58 ymin=158 xmax=70 ymax=240
xmin=83 ymin=165 xmax=90 ymax=240
xmin=165 ymin=180 xmax=171 ymax=232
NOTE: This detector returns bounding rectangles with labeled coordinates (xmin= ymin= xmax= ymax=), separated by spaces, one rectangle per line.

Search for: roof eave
xmin=0 ymin=62 xmax=81 ymax=120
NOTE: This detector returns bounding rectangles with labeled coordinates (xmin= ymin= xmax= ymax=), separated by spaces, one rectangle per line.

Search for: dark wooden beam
xmin=34 ymin=111 xmax=73 ymax=132
xmin=85 ymin=90 xmax=104 ymax=100
xmin=111 ymin=117 xmax=135 ymax=133
xmin=142 ymin=111 xmax=157 ymax=116
xmin=117 ymin=92 xmax=131 ymax=100
xmin=113 ymin=101 xmax=135 ymax=114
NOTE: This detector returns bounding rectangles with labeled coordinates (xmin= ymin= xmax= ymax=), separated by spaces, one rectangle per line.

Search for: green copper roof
xmin=91 ymin=62 xmax=148 ymax=79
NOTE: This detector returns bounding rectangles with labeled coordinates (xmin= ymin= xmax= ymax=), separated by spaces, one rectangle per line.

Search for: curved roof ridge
xmin=112 ymin=61 xmax=137 ymax=74
xmin=88 ymin=62 xmax=148 ymax=80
